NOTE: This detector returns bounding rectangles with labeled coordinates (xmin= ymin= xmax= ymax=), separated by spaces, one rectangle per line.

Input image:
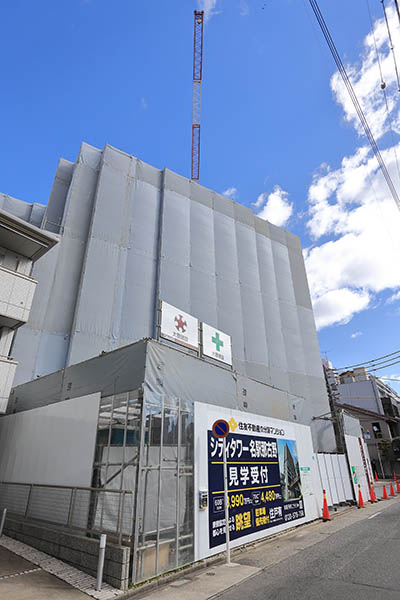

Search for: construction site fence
xmin=0 ymin=481 xmax=134 ymax=546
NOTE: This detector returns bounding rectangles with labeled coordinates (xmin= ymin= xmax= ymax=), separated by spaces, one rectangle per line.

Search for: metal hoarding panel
xmin=317 ymin=454 xmax=332 ymax=506
xmin=160 ymin=301 xmax=199 ymax=351
xmin=0 ymin=394 xmax=100 ymax=486
xmin=202 ymin=323 xmax=232 ymax=365
xmin=338 ymin=454 xmax=354 ymax=501
xmin=344 ymin=434 xmax=369 ymax=503
xmin=331 ymin=453 xmax=346 ymax=503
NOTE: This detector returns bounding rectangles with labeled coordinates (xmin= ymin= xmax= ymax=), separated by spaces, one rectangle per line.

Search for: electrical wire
xmin=308 ymin=0 xmax=400 ymax=212
xmin=366 ymin=0 xmax=400 ymax=185
xmin=336 ymin=348 xmax=400 ymax=370
xmin=381 ymin=0 xmax=400 ymax=91
xmin=369 ymin=357 xmax=400 ymax=371
xmin=395 ymin=0 xmax=400 ymax=28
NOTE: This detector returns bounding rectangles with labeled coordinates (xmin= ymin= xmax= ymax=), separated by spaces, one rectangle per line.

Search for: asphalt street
xmin=216 ymin=500 xmax=400 ymax=600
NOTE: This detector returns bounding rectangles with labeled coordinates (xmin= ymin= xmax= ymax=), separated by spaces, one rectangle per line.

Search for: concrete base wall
xmin=4 ymin=517 xmax=130 ymax=590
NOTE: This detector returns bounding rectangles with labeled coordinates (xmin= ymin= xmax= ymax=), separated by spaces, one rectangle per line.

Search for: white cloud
xmin=331 ymin=4 xmax=400 ymax=141
xmin=240 ymin=0 xmax=249 ymax=17
xmin=305 ymin=143 xmax=400 ymax=329
xmin=255 ymin=185 xmax=293 ymax=227
xmin=304 ymin=7 xmax=400 ymax=330
xmin=222 ymin=186 xmax=238 ymax=201
xmin=351 ymin=331 xmax=362 ymax=339
xmin=312 ymin=288 xmax=370 ymax=330
xmin=198 ymin=0 xmax=220 ymax=22
xmin=387 ymin=290 xmax=400 ymax=303
xmin=140 ymin=97 xmax=147 ymax=110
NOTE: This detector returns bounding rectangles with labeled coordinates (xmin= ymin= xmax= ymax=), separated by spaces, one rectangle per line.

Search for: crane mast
xmin=191 ymin=10 xmax=204 ymax=181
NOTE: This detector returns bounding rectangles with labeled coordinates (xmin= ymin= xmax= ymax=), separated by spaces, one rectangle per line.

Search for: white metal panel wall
xmin=323 ymin=455 xmax=339 ymax=505
xmin=317 ymin=454 xmax=331 ymax=505
xmin=0 ymin=394 xmax=100 ymax=486
xmin=338 ymin=454 xmax=354 ymax=501
xmin=345 ymin=434 xmax=369 ymax=502
xmin=331 ymin=454 xmax=346 ymax=503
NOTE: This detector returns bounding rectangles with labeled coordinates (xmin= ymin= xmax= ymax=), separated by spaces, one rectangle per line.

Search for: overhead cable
xmin=336 ymin=348 xmax=400 ymax=370
xmin=395 ymin=0 xmax=400 ymax=27
xmin=366 ymin=0 xmax=400 ymax=184
xmin=369 ymin=357 xmax=400 ymax=371
xmin=381 ymin=0 xmax=400 ymax=91
xmin=308 ymin=0 xmax=400 ymax=212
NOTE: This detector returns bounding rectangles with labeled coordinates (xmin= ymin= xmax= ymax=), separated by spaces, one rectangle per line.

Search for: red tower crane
xmin=191 ymin=10 xmax=204 ymax=181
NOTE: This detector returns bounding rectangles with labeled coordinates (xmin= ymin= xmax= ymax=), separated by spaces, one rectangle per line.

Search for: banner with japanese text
xmin=207 ymin=416 xmax=304 ymax=548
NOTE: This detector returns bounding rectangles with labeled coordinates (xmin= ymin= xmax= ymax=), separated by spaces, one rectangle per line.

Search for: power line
xmin=308 ymin=0 xmax=400 ymax=212
xmin=381 ymin=0 xmax=400 ymax=91
xmin=336 ymin=348 xmax=400 ymax=370
xmin=395 ymin=0 xmax=400 ymax=28
xmin=369 ymin=357 xmax=400 ymax=371
xmin=366 ymin=0 xmax=400 ymax=185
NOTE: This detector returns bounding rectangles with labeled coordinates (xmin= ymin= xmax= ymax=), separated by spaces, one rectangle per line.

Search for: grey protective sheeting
xmin=9 ymin=339 xmax=302 ymax=424
xmin=5 ymin=142 xmax=335 ymax=451
xmin=8 ymin=339 xmax=147 ymax=412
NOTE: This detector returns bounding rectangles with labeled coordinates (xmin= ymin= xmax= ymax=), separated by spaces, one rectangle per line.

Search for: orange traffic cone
xmin=390 ymin=481 xmax=396 ymax=496
xmin=369 ymin=482 xmax=377 ymax=503
xmin=375 ymin=471 xmax=378 ymax=482
xmin=322 ymin=489 xmax=331 ymax=521
xmin=396 ymin=480 xmax=400 ymax=494
xmin=382 ymin=485 xmax=388 ymax=500
xmin=357 ymin=484 xmax=365 ymax=508
xmin=394 ymin=472 xmax=398 ymax=484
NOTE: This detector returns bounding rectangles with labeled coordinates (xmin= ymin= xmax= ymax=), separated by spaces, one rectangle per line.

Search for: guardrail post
xmin=96 ymin=534 xmax=107 ymax=591
xmin=0 ymin=509 xmax=7 ymax=537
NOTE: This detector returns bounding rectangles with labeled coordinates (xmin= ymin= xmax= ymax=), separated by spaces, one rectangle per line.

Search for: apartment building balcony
xmin=0 ymin=265 xmax=37 ymax=328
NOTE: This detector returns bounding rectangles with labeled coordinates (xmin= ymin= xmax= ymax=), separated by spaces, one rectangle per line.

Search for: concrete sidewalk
xmin=0 ymin=546 xmax=87 ymax=599
xmin=131 ymin=495 xmax=400 ymax=600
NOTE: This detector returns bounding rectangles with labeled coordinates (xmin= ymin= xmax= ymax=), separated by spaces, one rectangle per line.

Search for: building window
xmin=372 ymin=422 xmax=383 ymax=439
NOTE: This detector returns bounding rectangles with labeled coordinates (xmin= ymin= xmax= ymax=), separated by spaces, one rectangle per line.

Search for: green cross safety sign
xmin=202 ymin=323 xmax=232 ymax=365
xmin=212 ymin=332 xmax=224 ymax=352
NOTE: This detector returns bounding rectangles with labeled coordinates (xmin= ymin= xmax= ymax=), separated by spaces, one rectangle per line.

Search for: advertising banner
xmin=202 ymin=323 xmax=232 ymax=366
xmin=160 ymin=301 xmax=199 ymax=351
xmin=206 ymin=414 xmax=304 ymax=548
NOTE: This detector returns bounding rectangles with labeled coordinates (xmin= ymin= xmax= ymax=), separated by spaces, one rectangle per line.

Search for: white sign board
xmin=194 ymin=403 xmax=322 ymax=561
xmin=160 ymin=301 xmax=199 ymax=351
xmin=202 ymin=324 xmax=232 ymax=365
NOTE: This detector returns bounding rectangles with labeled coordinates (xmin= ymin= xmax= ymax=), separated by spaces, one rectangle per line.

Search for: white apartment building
xmin=0 ymin=207 xmax=57 ymax=412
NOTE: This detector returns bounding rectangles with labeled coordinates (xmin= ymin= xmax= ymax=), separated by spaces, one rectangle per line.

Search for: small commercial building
xmin=323 ymin=361 xmax=400 ymax=477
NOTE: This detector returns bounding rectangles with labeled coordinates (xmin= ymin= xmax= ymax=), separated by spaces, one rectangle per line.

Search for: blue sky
xmin=1 ymin=0 xmax=400 ymax=390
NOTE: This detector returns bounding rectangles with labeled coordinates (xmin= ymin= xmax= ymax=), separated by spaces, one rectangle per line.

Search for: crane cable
xmin=308 ymin=0 xmax=400 ymax=212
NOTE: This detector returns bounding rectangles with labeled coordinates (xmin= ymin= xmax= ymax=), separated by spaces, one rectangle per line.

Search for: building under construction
xmin=0 ymin=142 xmax=346 ymax=588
